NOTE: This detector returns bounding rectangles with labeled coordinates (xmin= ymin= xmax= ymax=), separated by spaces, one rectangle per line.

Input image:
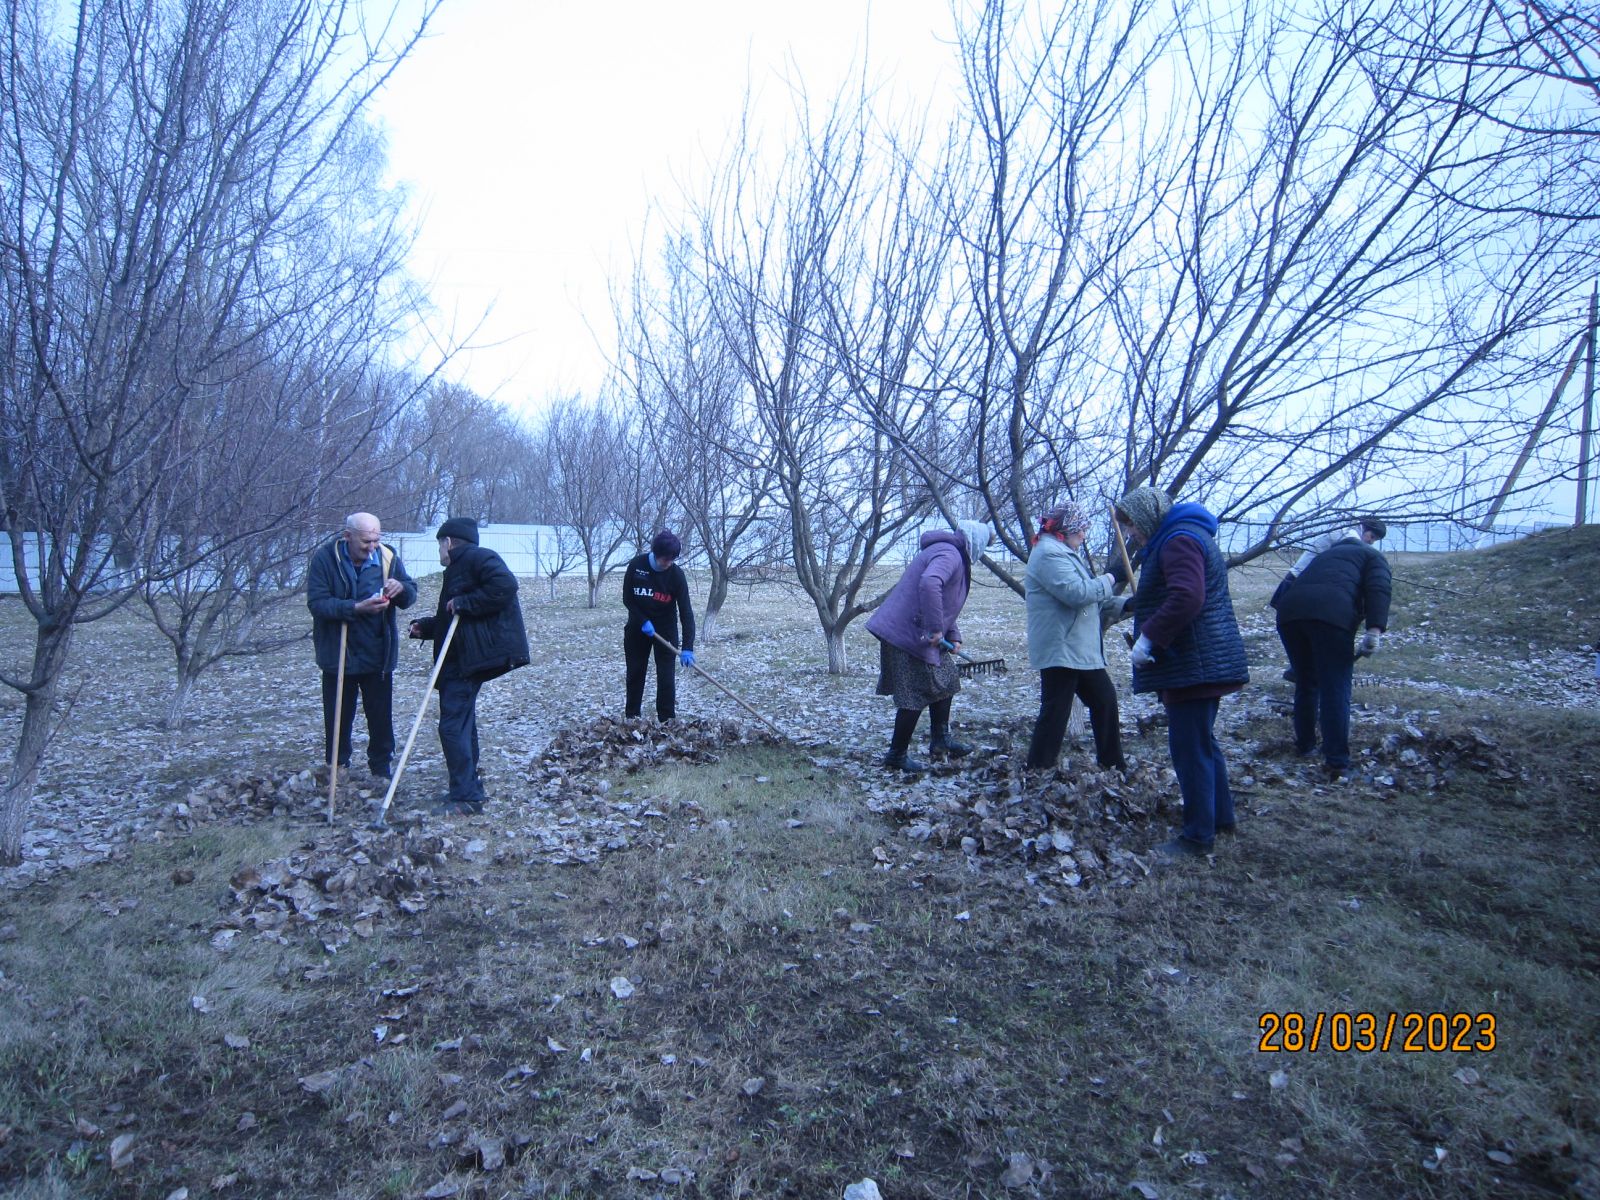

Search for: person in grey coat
xmin=865 ymin=520 xmax=992 ymax=772
xmin=1024 ymin=501 xmax=1130 ymax=771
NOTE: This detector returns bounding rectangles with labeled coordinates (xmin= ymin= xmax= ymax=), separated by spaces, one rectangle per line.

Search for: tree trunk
xmin=0 ymin=622 xmax=74 ymax=865
xmin=824 ymin=624 xmax=848 ymax=675
xmin=1066 ymin=697 xmax=1085 ymax=745
xmin=164 ymin=665 xmax=198 ymax=730
xmin=702 ymin=566 xmax=729 ymax=643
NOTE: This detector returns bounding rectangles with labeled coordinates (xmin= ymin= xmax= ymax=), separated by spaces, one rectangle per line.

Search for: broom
xmin=939 ymin=638 xmax=1006 ymax=677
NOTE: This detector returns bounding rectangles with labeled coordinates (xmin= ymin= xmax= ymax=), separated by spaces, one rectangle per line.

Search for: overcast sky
xmin=370 ymin=0 xmax=961 ymax=415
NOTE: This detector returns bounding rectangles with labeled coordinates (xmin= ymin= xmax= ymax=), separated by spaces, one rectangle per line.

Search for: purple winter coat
xmin=866 ymin=531 xmax=971 ymax=664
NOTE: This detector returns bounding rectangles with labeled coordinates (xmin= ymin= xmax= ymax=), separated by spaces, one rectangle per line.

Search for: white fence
xmin=0 ymin=519 xmax=1569 ymax=594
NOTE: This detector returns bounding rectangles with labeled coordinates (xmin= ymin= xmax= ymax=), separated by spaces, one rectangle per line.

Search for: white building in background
xmin=390 ymin=524 xmax=641 ymax=579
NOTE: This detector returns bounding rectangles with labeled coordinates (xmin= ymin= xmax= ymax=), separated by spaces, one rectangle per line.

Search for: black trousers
xmin=624 ymin=626 xmax=677 ymax=719
xmin=1279 ymin=618 xmax=1355 ymax=768
xmin=321 ymin=670 xmax=395 ymax=774
xmin=1026 ymin=666 xmax=1124 ymax=770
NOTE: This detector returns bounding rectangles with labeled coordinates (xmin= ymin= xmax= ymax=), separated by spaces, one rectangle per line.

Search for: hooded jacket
xmin=1129 ymin=503 xmax=1249 ymax=695
xmin=866 ymin=530 xmax=973 ymax=664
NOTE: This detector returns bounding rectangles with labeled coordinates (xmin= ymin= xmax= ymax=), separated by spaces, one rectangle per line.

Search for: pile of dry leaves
xmin=223 ymin=827 xmax=458 ymax=951
xmin=865 ymin=750 xmax=1182 ymax=892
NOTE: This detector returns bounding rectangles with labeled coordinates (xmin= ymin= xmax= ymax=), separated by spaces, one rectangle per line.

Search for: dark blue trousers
xmin=437 ymin=675 xmax=485 ymax=803
xmin=1279 ymin=619 xmax=1355 ymax=768
xmin=321 ymin=671 xmax=395 ymax=775
xmin=1166 ymin=696 xmax=1234 ymax=848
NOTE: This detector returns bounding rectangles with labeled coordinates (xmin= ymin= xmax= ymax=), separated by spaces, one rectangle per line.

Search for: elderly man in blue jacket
xmin=306 ymin=512 xmax=417 ymax=782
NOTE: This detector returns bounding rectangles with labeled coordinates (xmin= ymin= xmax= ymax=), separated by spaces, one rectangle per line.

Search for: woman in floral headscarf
xmin=1024 ymin=500 xmax=1131 ymax=772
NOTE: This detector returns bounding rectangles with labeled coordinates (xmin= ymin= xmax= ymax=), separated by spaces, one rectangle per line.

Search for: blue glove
xmin=681 ymin=649 xmax=695 ymax=667
xmin=641 ymin=619 xmax=654 ymax=637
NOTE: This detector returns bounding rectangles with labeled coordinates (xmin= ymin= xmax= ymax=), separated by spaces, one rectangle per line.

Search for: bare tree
xmin=695 ymin=91 xmax=932 ymax=672
xmin=0 ymin=0 xmax=439 ymax=863
xmin=912 ymin=0 xmax=1599 ymax=570
xmin=619 ymin=234 xmax=779 ymax=641
xmin=531 ymin=395 xmax=631 ymax=608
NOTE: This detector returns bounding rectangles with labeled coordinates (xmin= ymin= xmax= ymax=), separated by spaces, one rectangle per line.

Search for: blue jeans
xmin=1279 ymin=619 xmax=1354 ymax=768
xmin=1166 ymin=697 xmax=1234 ymax=848
xmin=437 ymin=675 xmax=485 ymax=803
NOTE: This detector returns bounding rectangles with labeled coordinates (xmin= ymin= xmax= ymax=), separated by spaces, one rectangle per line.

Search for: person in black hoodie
xmin=407 ymin=517 xmax=529 ymax=814
xmin=1274 ymin=524 xmax=1392 ymax=780
xmin=621 ymin=530 xmax=696 ymax=721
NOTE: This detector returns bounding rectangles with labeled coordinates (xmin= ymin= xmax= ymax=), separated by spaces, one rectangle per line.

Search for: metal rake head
xmin=957 ymin=657 xmax=1007 ymax=678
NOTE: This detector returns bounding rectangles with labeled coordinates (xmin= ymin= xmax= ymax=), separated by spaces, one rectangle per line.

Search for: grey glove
xmin=1355 ymin=629 xmax=1382 ymax=658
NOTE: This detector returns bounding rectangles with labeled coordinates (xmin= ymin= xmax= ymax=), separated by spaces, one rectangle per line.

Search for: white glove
xmin=1130 ymin=634 xmax=1156 ymax=667
xmin=1096 ymin=573 xmax=1117 ymax=594
xmin=1356 ymin=629 xmax=1382 ymax=658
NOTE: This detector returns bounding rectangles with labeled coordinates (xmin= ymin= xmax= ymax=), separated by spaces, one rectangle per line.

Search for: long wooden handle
xmin=375 ymin=613 xmax=461 ymax=823
xmin=1110 ymin=506 xmax=1137 ymax=590
xmin=646 ymin=630 xmax=784 ymax=738
xmin=327 ymin=624 xmax=349 ymax=823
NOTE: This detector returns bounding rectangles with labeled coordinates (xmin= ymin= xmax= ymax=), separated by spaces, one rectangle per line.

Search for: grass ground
xmin=1 ymin=527 xmax=1597 ymax=1199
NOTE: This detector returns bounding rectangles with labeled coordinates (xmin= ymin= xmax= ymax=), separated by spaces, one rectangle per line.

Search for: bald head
xmin=343 ymin=512 xmax=382 ymax=564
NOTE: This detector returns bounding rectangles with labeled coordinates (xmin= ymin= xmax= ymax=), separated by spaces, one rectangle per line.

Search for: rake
xmin=643 ymin=628 xmax=786 ymax=738
xmin=370 ymin=613 xmax=460 ymax=829
xmin=939 ymin=638 xmax=1007 ymax=677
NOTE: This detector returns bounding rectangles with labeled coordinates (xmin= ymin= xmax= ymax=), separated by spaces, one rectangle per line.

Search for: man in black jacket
xmin=621 ymin=529 xmax=696 ymax=721
xmin=306 ymin=513 xmax=417 ymax=781
xmin=408 ymin=517 xmax=529 ymax=814
xmin=1274 ymin=526 xmax=1393 ymax=779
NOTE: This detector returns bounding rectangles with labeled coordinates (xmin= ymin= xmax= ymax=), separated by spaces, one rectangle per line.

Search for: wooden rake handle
xmin=645 ymin=629 xmax=785 ymax=739
xmin=1110 ymin=505 xmax=1137 ymax=591
xmin=373 ymin=612 xmax=461 ymax=825
xmin=327 ymin=623 xmax=350 ymax=822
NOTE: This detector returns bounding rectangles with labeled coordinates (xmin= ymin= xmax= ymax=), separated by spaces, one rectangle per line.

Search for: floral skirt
xmin=875 ymin=639 xmax=961 ymax=710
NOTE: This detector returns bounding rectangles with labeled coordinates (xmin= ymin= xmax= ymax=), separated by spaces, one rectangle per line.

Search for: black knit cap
xmin=1359 ymin=516 xmax=1387 ymax=540
xmin=650 ymin=529 xmax=682 ymax=559
xmin=436 ymin=516 xmax=479 ymax=544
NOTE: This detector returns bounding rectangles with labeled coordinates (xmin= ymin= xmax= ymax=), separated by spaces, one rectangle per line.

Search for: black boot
xmin=927 ymin=699 xmax=973 ymax=758
xmin=883 ymin=708 xmax=926 ymax=773
xmin=929 ymin=726 xmax=973 ymax=758
xmin=882 ymin=748 xmax=927 ymax=773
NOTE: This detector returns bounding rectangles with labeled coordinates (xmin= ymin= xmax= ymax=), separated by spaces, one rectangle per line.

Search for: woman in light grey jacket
xmin=1024 ymin=501 xmax=1130 ymax=771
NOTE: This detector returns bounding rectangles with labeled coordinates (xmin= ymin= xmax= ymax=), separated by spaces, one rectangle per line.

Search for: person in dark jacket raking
xmin=306 ymin=512 xmax=417 ymax=782
xmin=1115 ymin=487 xmax=1250 ymax=859
xmin=621 ymin=530 xmax=696 ymax=722
xmin=1274 ymin=521 xmax=1392 ymax=780
xmin=407 ymin=517 xmax=529 ymax=814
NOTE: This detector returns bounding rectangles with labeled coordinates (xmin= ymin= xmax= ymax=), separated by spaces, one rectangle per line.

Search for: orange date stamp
xmin=1258 ymin=1011 xmax=1497 ymax=1053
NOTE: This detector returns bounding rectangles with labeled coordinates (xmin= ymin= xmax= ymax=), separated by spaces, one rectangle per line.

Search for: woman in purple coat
xmin=866 ymin=521 xmax=992 ymax=772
